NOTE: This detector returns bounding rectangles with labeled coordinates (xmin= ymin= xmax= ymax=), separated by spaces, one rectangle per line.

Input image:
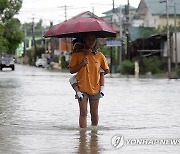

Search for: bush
xmin=61 ymin=55 xmax=68 ymax=69
xmin=140 ymin=57 xmax=162 ymax=74
xmin=53 ymin=55 xmax=59 ymax=63
xmin=36 ymin=46 xmax=45 ymax=58
xmin=120 ymin=60 xmax=134 ymax=75
xmin=177 ymin=65 xmax=180 ymax=77
xmin=26 ymin=49 xmax=35 ymax=66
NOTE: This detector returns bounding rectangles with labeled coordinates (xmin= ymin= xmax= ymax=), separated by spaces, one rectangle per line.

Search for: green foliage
xmin=0 ymin=24 xmax=8 ymax=53
xmin=140 ymin=57 xmax=162 ymax=74
xmin=26 ymin=49 xmax=34 ymax=65
xmin=53 ymin=56 xmax=59 ymax=63
xmin=0 ymin=0 xmax=23 ymax=55
xmin=156 ymin=24 xmax=180 ymax=34
xmin=61 ymin=55 xmax=68 ymax=69
xmin=99 ymin=45 xmax=110 ymax=57
xmin=22 ymin=19 xmax=46 ymax=38
xmin=120 ymin=60 xmax=134 ymax=75
xmin=3 ymin=18 xmax=24 ymax=54
xmin=177 ymin=65 xmax=180 ymax=77
xmin=0 ymin=0 xmax=22 ymax=22
xmin=141 ymin=27 xmax=157 ymax=38
xmin=0 ymin=37 xmax=8 ymax=53
xmin=100 ymin=45 xmax=119 ymax=64
xmin=36 ymin=46 xmax=45 ymax=58
xmin=178 ymin=21 xmax=180 ymax=32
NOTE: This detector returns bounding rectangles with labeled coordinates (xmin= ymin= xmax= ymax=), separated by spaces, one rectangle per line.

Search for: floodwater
xmin=0 ymin=64 xmax=180 ymax=154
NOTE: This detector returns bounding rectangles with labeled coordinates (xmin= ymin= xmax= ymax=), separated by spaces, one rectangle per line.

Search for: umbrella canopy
xmin=44 ymin=17 xmax=116 ymax=38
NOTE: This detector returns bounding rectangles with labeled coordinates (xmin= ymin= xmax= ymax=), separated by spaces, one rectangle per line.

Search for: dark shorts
xmin=75 ymin=92 xmax=101 ymax=100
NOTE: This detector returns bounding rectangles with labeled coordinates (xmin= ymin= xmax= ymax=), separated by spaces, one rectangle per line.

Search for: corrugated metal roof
xmin=130 ymin=26 xmax=156 ymax=41
xmin=144 ymin=0 xmax=180 ymax=16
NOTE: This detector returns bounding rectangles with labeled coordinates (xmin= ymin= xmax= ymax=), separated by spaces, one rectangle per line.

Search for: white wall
xmin=172 ymin=32 xmax=180 ymax=63
xmin=163 ymin=32 xmax=180 ymax=63
xmin=132 ymin=19 xmax=144 ymax=27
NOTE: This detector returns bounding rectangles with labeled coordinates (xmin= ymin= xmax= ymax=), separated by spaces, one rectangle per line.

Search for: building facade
xmin=134 ymin=0 xmax=180 ymax=28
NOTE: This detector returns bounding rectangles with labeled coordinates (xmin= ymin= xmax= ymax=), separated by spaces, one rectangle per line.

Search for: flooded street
xmin=0 ymin=64 xmax=180 ymax=154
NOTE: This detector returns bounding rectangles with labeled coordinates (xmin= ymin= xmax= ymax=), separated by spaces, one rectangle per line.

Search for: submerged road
xmin=0 ymin=64 xmax=180 ymax=154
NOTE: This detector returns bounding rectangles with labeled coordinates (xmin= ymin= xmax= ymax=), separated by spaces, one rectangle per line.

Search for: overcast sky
xmin=16 ymin=0 xmax=141 ymax=25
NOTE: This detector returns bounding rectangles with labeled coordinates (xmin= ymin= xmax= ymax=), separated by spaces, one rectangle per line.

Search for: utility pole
xmin=50 ymin=21 xmax=54 ymax=53
xmin=160 ymin=0 xmax=171 ymax=78
xmin=125 ymin=0 xmax=130 ymax=60
xmin=92 ymin=6 xmax=94 ymax=14
xmin=32 ymin=17 xmax=37 ymax=64
xmin=58 ymin=5 xmax=69 ymax=52
xmin=24 ymin=25 xmax=27 ymax=56
xmin=113 ymin=0 xmax=115 ymax=11
xmin=64 ymin=5 xmax=68 ymax=52
xmin=119 ymin=5 xmax=122 ymax=68
xmin=58 ymin=5 xmax=70 ymax=21
xmin=174 ymin=2 xmax=178 ymax=78
xmin=110 ymin=0 xmax=115 ymax=74
xmin=64 ymin=5 xmax=67 ymax=21
xmin=166 ymin=0 xmax=171 ymax=78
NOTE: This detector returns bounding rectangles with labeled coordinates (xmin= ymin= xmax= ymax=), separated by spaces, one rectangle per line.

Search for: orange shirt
xmin=69 ymin=51 xmax=109 ymax=95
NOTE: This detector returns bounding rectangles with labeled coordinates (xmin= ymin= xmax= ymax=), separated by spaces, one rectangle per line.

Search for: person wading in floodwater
xmin=69 ymin=34 xmax=109 ymax=128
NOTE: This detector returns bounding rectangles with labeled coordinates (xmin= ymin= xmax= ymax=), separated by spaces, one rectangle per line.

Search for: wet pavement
xmin=0 ymin=64 xmax=180 ymax=154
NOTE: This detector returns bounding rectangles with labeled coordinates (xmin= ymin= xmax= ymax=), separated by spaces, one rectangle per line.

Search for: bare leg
xmin=100 ymin=73 xmax=104 ymax=86
xmin=100 ymin=73 xmax=105 ymax=97
xmin=89 ymin=99 xmax=99 ymax=126
xmin=79 ymin=98 xmax=88 ymax=128
xmin=72 ymin=85 xmax=80 ymax=92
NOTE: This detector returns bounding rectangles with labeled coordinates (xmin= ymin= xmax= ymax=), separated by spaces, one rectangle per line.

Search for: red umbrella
xmin=44 ymin=17 xmax=116 ymax=38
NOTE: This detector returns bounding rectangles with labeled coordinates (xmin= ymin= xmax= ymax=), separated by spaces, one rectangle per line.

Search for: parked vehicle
xmin=35 ymin=58 xmax=48 ymax=68
xmin=0 ymin=56 xmax=15 ymax=71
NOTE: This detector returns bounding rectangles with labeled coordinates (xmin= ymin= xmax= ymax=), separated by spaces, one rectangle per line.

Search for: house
xmin=101 ymin=5 xmax=137 ymax=37
xmin=71 ymin=11 xmax=100 ymax=19
xmin=131 ymin=32 xmax=180 ymax=63
xmin=130 ymin=0 xmax=180 ymax=65
xmin=102 ymin=5 xmax=137 ymax=23
xmin=134 ymin=0 xmax=180 ymax=28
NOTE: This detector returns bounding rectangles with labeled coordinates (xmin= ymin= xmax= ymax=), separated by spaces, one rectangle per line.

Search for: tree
xmin=0 ymin=0 xmax=22 ymax=23
xmin=0 ymin=24 xmax=8 ymax=52
xmin=0 ymin=0 xmax=23 ymax=55
xmin=22 ymin=19 xmax=46 ymax=39
xmin=155 ymin=23 xmax=180 ymax=34
xmin=3 ymin=18 xmax=24 ymax=54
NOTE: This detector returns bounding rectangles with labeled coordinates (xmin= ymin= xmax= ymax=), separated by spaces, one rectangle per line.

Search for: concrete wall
xmin=172 ymin=32 xmax=180 ymax=63
xmin=135 ymin=9 xmax=180 ymax=29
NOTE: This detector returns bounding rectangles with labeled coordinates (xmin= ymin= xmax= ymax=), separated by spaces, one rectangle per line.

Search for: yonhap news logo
xmin=111 ymin=135 xmax=180 ymax=149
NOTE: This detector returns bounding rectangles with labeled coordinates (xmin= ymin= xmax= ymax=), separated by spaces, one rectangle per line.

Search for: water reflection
xmin=77 ymin=129 xmax=101 ymax=154
xmin=0 ymin=78 xmax=20 ymax=125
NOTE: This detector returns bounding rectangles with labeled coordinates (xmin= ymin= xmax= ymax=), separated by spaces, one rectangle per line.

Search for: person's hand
xmin=81 ymin=57 xmax=88 ymax=66
xmin=100 ymin=86 xmax=104 ymax=98
xmin=77 ymin=91 xmax=84 ymax=101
